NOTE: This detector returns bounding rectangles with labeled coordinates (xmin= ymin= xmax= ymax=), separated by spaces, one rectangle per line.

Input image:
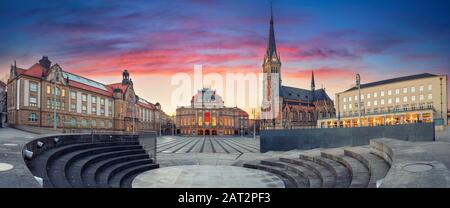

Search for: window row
xmin=343 ymin=84 xmax=433 ymax=103
xmin=343 ymin=94 xmax=433 ymax=110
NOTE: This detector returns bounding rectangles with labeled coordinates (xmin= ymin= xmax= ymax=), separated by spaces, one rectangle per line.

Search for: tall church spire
xmin=266 ymin=1 xmax=278 ymax=59
xmin=311 ymin=70 xmax=316 ymax=92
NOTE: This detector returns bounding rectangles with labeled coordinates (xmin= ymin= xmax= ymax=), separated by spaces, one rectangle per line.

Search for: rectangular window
xmin=343 ymin=105 xmax=347 ymax=110
xmin=388 ymin=90 xmax=392 ymax=96
xmin=92 ymin=107 xmax=97 ymax=113
xmin=388 ymin=98 xmax=392 ymax=104
xmin=420 ymin=94 xmax=424 ymax=101
xmin=374 ymin=92 xmax=378 ymax=98
xmin=428 ymin=94 xmax=432 ymax=99
xmin=381 ymin=99 xmax=385 ymax=105
xmin=61 ymin=89 xmax=65 ymax=97
xmin=92 ymin=96 xmax=97 ymax=104
xmin=419 ymin=85 xmax=424 ymax=92
xmin=403 ymin=96 xmax=407 ymax=102
xmin=395 ymin=89 xmax=399 ymax=94
xmin=403 ymin=88 xmax=407 ymax=94
xmin=47 ymin=85 xmax=51 ymax=94
xmin=343 ymin=97 xmax=347 ymax=102
xmin=361 ymin=94 xmax=365 ymax=100
xmin=101 ymin=108 xmax=105 ymax=115
xmin=198 ymin=116 xmax=203 ymax=126
xmin=82 ymin=94 xmax=87 ymax=102
xmin=29 ymin=97 xmax=37 ymax=107
xmin=374 ymin=100 xmax=378 ymax=106
xmin=395 ymin=97 xmax=399 ymax=103
xmin=411 ymin=87 xmax=416 ymax=93
xmin=349 ymin=97 xmax=352 ymax=102
xmin=411 ymin=96 xmax=416 ymax=102
xmin=381 ymin=91 xmax=385 ymax=97
xmin=367 ymin=101 xmax=371 ymax=107
xmin=71 ymin=104 xmax=76 ymax=111
xmin=100 ymin=98 xmax=105 ymax=105
xmin=82 ymin=105 xmax=87 ymax=113
xmin=367 ymin=93 xmax=371 ymax=99
xmin=71 ymin=91 xmax=76 ymax=99
xmin=428 ymin=84 xmax=432 ymax=91
xmin=354 ymin=95 xmax=357 ymax=101
xmin=47 ymin=98 xmax=52 ymax=109
xmin=30 ymin=82 xmax=38 ymax=92
xmin=349 ymin=104 xmax=352 ymax=109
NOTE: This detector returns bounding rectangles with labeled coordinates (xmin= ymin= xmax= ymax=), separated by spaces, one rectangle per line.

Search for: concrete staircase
xmin=243 ymin=144 xmax=390 ymax=188
xmin=25 ymin=138 xmax=158 ymax=188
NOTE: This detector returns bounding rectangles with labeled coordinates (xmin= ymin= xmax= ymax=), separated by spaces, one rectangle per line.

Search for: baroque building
xmin=7 ymin=56 xmax=168 ymax=133
xmin=260 ymin=8 xmax=335 ymax=129
xmin=176 ymin=88 xmax=249 ymax=136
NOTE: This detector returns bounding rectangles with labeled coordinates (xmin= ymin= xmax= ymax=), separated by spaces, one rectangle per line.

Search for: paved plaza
xmin=132 ymin=165 xmax=285 ymax=188
xmin=157 ymin=136 xmax=260 ymax=154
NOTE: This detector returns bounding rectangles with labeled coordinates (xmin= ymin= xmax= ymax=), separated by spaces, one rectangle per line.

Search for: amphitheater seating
xmin=242 ymin=144 xmax=390 ymax=188
xmin=24 ymin=135 xmax=159 ymax=188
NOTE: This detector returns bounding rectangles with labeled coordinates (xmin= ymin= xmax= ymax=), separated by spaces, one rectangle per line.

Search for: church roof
xmin=280 ymin=85 xmax=331 ymax=102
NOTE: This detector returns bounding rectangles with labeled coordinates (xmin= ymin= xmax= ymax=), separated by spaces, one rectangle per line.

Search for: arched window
xmin=70 ymin=117 xmax=77 ymax=127
xmin=99 ymin=120 xmax=105 ymax=128
xmin=80 ymin=118 xmax=88 ymax=128
xmin=28 ymin=113 xmax=38 ymax=122
xmin=91 ymin=119 xmax=97 ymax=128
xmin=109 ymin=121 xmax=113 ymax=129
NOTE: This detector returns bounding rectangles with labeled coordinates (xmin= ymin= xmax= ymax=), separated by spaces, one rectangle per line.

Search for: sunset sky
xmin=0 ymin=0 xmax=449 ymax=114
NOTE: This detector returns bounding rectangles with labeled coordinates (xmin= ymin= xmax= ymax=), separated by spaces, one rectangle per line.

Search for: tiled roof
xmin=106 ymin=83 xmax=129 ymax=93
xmin=138 ymin=98 xmax=156 ymax=109
xmin=280 ymin=85 xmax=331 ymax=102
xmin=344 ymin=73 xmax=437 ymax=92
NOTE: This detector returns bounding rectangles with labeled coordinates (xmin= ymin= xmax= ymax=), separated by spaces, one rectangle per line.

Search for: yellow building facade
xmin=318 ymin=73 xmax=448 ymax=128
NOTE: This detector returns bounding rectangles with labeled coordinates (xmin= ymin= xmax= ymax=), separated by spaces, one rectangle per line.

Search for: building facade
xmin=7 ymin=56 xmax=168 ymax=133
xmin=318 ymin=73 xmax=448 ymax=128
xmin=176 ymin=88 xmax=249 ymax=136
xmin=260 ymin=8 xmax=335 ymax=129
xmin=0 ymin=81 xmax=6 ymax=127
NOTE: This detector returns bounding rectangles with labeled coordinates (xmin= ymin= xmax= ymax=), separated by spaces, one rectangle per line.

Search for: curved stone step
xmin=70 ymin=149 xmax=146 ymax=188
xmin=300 ymin=153 xmax=352 ymax=188
xmin=84 ymin=154 xmax=150 ymax=188
xmin=344 ymin=146 xmax=390 ymax=188
xmin=261 ymin=159 xmax=322 ymax=188
xmin=35 ymin=142 xmax=138 ymax=187
xmin=321 ymin=149 xmax=370 ymax=188
xmin=65 ymin=147 xmax=145 ymax=188
xmin=369 ymin=140 xmax=394 ymax=166
xmin=243 ymin=162 xmax=307 ymax=188
xmin=98 ymin=159 xmax=154 ymax=188
xmin=47 ymin=144 xmax=142 ymax=188
xmin=108 ymin=163 xmax=159 ymax=188
xmin=279 ymin=157 xmax=335 ymax=188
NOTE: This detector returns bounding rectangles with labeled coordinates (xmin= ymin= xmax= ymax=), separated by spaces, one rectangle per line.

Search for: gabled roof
xmin=344 ymin=73 xmax=437 ymax=92
xmin=106 ymin=83 xmax=129 ymax=93
xmin=280 ymin=86 xmax=312 ymax=101
xmin=280 ymin=85 xmax=332 ymax=102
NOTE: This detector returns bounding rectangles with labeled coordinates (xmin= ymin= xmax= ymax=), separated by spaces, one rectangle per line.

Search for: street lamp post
xmin=356 ymin=74 xmax=362 ymax=127
xmin=252 ymin=108 xmax=256 ymax=139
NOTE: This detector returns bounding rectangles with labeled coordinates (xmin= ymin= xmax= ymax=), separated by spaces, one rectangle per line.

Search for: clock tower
xmin=261 ymin=4 xmax=282 ymax=127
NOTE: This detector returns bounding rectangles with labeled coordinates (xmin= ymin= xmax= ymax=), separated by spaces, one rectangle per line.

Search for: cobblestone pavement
xmin=156 ymin=136 xmax=260 ymax=154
